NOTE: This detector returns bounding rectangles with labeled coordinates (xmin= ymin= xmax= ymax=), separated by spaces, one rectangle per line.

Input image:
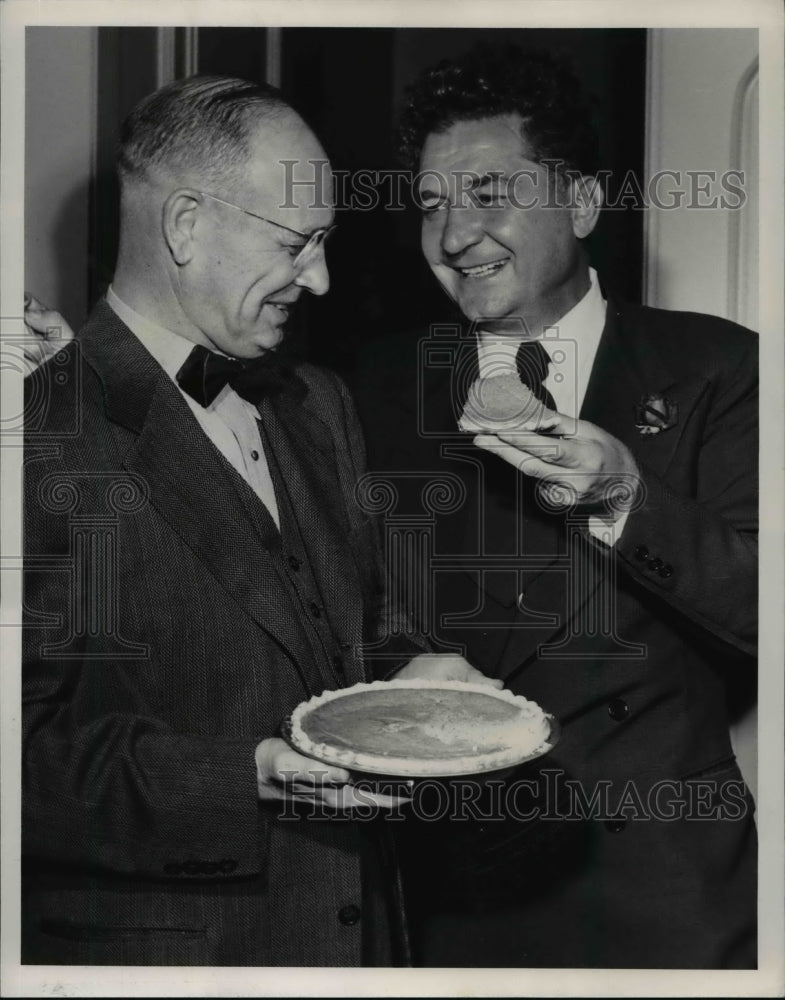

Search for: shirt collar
xmin=476 ymin=268 xmax=607 ymax=376
xmin=540 ymin=267 xmax=606 ymax=362
xmin=105 ymin=285 xmax=198 ymax=382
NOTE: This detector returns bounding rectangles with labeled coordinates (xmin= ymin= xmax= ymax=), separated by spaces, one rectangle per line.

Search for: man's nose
xmin=294 ymin=253 xmax=330 ymax=297
xmin=439 ymin=205 xmax=483 ymax=259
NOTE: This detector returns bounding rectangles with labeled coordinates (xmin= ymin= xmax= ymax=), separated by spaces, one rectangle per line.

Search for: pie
xmin=286 ymin=679 xmax=555 ymax=776
xmin=459 ymin=373 xmax=560 ymax=433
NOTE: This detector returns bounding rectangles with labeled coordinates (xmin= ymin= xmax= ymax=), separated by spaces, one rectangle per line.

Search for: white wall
xmin=644 ymin=28 xmax=759 ymax=795
xmin=25 ymin=27 xmax=97 ymax=330
xmin=644 ymin=28 xmax=759 ymax=327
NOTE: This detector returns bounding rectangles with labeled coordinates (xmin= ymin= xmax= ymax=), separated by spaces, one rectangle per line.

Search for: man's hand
xmin=23 ymin=293 xmax=75 ymax=369
xmin=473 ymin=410 xmax=641 ymax=514
xmin=393 ymin=653 xmax=503 ymax=689
xmin=255 ymin=737 xmax=411 ymax=810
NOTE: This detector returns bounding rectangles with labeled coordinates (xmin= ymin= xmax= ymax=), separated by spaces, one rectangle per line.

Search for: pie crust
xmin=286 ymin=679 xmax=555 ymax=776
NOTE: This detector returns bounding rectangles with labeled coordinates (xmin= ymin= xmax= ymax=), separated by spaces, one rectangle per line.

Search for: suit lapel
xmin=581 ymin=302 xmax=711 ymax=478
xmin=79 ymin=303 xmax=327 ymax=682
xmin=259 ymin=393 xmax=364 ymax=653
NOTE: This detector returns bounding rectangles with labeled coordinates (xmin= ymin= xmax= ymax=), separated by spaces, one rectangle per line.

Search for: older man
xmin=354 ymin=45 xmax=758 ymax=968
xmin=21 ymin=74 xmax=487 ymax=967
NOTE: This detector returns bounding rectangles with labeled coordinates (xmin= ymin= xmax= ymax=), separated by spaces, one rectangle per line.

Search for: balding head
xmin=112 ymin=75 xmax=334 ymax=358
xmin=117 ymin=74 xmax=294 ymax=195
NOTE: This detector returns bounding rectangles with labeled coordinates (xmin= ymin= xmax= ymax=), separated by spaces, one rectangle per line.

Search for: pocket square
xmin=634 ymin=392 xmax=678 ymax=435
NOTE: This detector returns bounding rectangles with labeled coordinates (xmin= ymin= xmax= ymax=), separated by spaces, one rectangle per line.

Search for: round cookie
xmin=459 ymin=373 xmax=559 ymax=432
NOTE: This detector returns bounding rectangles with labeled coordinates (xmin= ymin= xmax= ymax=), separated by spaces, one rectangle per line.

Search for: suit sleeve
xmin=328 ymin=372 xmax=432 ymax=676
xmin=23 ymin=657 xmax=263 ymax=881
xmin=613 ymin=337 xmax=758 ymax=657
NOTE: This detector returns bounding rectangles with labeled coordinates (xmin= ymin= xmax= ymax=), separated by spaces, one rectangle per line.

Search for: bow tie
xmin=175 ymin=344 xmax=306 ymax=408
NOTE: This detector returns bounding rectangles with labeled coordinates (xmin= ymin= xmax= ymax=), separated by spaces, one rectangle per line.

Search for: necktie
xmin=515 ymin=339 xmax=556 ymax=410
xmin=176 ymin=343 xmax=306 ymax=408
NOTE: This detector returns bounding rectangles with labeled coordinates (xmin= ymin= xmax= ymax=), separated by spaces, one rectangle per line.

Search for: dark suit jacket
xmin=22 ymin=301 xmax=421 ymax=966
xmin=352 ymin=299 xmax=758 ymax=968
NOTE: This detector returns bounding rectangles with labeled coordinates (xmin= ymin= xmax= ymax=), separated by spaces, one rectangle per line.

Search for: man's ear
xmin=570 ymin=174 xmax=604 ymax=239
xmin=163 ymin=189 xmax=201 ymax=265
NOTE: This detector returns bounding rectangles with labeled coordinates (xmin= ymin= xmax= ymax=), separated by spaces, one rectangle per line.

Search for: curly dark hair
xmin=396 ymin=44 xmax=599 ymax=178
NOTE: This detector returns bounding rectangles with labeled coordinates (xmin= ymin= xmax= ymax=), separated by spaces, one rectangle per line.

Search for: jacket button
xmin=182 ymin=860 xmax=201 ymax=875
xmin=607 ymin=698 xmax=630 ymax=722
xmin=310 ymin=602 xmax=322 ymax=618
xmin=659 ymin=563 xmax=674 ymax=578
xmin=288 ymin=555 xmax=301 ymax=571
xmin=201 ymin=861 xmax=219 ymax=875
xmin=338 ymin=904 xmax=361 ymax=926
xmin=634 ymin=545 xmax=649 ymax=561
xmin=219 ymin=859 xmax=238 ymax=874
xmin=604 ymin=818 xmax=627 ymax=834
xmin=647 ymin=557 xmax=663 ymax=572
xmin=163 ymin=862 xmax=182 ymax=875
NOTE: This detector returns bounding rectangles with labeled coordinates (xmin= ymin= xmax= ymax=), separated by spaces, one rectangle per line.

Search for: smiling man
xmin=416 ymin=114 xmax=595 ymax=329
xmin=21 ymin=74 xmax=489 ymax=968
xmin=355 ymin=44 xmax=758 ymax=968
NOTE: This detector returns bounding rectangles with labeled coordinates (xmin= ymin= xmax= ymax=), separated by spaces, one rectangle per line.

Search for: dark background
xmin=91 ymin=27 xmax=646 ymax=379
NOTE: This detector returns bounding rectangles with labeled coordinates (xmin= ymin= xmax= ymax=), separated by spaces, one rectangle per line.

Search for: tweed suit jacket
xmin=352 ymin=299 xmax=758 ymax=968
xmin=22 ymin=300 xmax=420 ymax=967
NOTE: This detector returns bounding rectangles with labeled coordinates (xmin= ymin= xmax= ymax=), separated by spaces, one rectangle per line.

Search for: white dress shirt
xmin=476 ymin=268 xmax=627 ymax=543
xmin=106 ymin=286 xmax=280 ymax=529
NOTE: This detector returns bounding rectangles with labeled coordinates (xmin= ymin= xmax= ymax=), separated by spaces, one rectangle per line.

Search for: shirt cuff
xmin=587 ymin=509 xmax=630 ymax=547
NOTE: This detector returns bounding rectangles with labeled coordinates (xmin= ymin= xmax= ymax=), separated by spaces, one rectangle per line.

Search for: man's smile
xmin=264 ymin=298 xmax=299 ymax=322
xmin=452 ymin=258 xmax=510 ymax=279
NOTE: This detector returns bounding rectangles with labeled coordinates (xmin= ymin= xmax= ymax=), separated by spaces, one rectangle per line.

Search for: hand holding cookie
xmin=463 ymin=375 xmax=641 ymax=513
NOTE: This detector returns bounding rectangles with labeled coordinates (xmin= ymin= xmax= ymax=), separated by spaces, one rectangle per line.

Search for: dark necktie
xmin=175 ymin=343 xmax=306 ymax=408
xmin=515 ymin=339 xmax=556 ymax=410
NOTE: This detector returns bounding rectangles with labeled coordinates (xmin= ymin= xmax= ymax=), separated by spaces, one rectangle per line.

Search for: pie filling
xmin=289 ymin=679 xmax=553 ymax=775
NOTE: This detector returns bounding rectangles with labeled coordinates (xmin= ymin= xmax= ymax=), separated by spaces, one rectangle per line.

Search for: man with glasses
xmin=21 ymin=74 xmax=489 ymax=967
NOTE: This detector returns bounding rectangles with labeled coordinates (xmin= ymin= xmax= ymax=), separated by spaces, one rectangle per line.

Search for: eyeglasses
xmin=198 ymin=190 xmax=336 ymax=270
